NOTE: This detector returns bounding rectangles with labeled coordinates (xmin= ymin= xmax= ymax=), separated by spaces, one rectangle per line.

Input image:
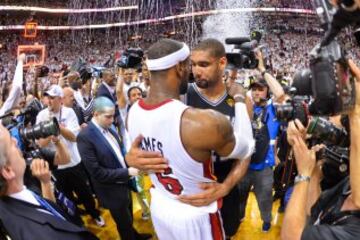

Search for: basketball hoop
xmin=17 ymin=45 xmax=46 ymax=68
xmin=24 ymin=21 xmax=38 ymax=38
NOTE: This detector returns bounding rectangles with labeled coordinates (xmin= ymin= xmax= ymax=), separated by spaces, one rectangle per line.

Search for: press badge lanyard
xmin=50 ymin=107 xmax=63 ymax=123
xmin=32 ymin=192 xmax=66 ymax=220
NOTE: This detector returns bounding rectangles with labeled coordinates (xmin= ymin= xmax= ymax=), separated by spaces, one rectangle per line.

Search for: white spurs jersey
xmin=127 ymin=99 xmax=219 ymax=213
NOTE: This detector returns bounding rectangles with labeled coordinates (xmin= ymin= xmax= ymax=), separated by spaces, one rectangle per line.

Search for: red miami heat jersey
xmin=127 ymin=98 xmax=219 ymax=213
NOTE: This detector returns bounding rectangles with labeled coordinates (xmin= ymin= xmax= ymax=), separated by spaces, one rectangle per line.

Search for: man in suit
xmin=96 ymin=69 xmax=130 ymax=150
xmin=0 ymin=123 xmax=98 ymax=240
xmin=77 ymin=97 xmax=151 ymax=240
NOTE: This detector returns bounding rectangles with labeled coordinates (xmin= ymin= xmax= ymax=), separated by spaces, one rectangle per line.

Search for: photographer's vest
xmin=251 ymin=105 xmax=270 ymax=164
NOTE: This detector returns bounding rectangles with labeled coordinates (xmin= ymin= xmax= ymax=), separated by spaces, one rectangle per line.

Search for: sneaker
xmin=94 ymin=216 xmax=105 ymax=227
xmin=262 ymin=222 xmax=271 ymax=232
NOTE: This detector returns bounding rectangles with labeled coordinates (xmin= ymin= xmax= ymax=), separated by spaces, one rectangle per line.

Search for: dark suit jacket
xmin=96 ymin=83 xmax=116 ymax=103
xmin=0 ymin=196 xmax=98 ymax=240
xmin=77 ymin=121 xmax=130 ymax=209
xmin=96 ymin=83 xmax=121 ymax=118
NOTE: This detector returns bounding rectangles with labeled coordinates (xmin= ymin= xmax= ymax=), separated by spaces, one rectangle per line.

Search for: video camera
xmin=291 ymin=0 xmax=360 ymax=116
xmin=117 ymin=48 xmax=144 ymax=69
xmin=225 ymin=31 xmax=262 ymax=69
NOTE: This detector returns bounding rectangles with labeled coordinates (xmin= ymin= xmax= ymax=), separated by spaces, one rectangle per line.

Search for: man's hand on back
xmin=125 ymin=135 xmax=168 ymax=173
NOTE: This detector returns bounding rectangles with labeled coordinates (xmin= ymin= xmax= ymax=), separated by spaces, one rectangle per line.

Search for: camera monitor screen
xmin=17 ymin=45 xmax=46 ymax=68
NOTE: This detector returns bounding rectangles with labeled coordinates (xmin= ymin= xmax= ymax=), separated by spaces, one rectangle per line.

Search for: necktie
xmin=105 ymin=128 xmax=127 ymax=158
xmin=32 ymin=192 xmax=66 ymax=220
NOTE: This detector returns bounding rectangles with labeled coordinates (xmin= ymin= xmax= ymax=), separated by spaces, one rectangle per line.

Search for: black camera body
xmin=117 ymin=48 xmax=144 ymax=69
xmin=291 ymin=0 xmax=359 ymax=116
xmin=70 ymin=57 xmax=93 ymax=83
xmin=23 ymin=147 xmax=57 ymax=170
xmin=225 ymin=36 xmax=259 ymax=69
xmin=317 ymin=145 xmax=349 ymax=190
xmin=1 ymin=99 xmax=60 ymax=153
xmin=275 ymin=96 xmax=310 ymax=127
xmin=293 ymin=41 xmax=356 ymax=116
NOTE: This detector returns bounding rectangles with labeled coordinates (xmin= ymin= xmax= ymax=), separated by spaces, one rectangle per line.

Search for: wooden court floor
xmin=83 ymin=192 xmax=283 ymax=240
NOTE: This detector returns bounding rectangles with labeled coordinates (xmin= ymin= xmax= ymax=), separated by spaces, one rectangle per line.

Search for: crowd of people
xmin=0 ymin=13 xmax=331 ymax=94
xmin=1 ymin=0 xmax=314 ymax=9
xmin=1 ymin=1 xmax=360 ymax=240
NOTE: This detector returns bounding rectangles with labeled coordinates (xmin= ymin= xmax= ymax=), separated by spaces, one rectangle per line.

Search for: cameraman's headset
xmin=248 ymin=76 xmax=271 ymax=100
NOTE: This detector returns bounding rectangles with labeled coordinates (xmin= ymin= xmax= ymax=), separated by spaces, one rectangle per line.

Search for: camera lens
xmin=275 ymin=104 xmax=294 ymax=121
xmin=21 ymin=117 xmax=60 ymax=140
xmin=307 ymin=117 xmax=348 ymax=146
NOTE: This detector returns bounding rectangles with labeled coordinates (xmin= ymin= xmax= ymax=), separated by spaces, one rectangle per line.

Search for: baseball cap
xmin=44 ymin=85 xmax=64 ymax=97
xmin=249 ymin=78 xmax=268 ymax=89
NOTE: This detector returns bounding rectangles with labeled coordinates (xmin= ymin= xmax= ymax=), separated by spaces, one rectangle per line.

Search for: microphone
xmin=240 ymin=40 xmax=259 ymax=51
xmin=225 ymin=37 xmax=251 ymax=45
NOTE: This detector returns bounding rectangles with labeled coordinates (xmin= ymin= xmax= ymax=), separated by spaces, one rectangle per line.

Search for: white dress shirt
xmin=92 ymin=119 xmax=127 ymax=168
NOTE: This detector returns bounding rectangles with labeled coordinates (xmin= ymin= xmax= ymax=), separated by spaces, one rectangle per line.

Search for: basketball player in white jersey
xmin=127 ymin=39 xmax=254 ymax=240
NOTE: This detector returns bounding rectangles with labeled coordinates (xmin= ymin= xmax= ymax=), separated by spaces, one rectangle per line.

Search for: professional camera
xmin=292 ymin=41 xmax=356 ymax=116
xmin=316 ymin=145 xmax=349 ymax=190
xmin=117 ymin=48 xmax=144 ymax=69
xmin=316 ymin=0 xmax=360 ymax=47
xmin=1 ymin=99 xmax=59 ymax=151
xmin=291 ymin=0 xmax=360 ymax=116
xmin=23 ymin=147 xmax=58 ymax=170
xmin=1 ymin=98 xmax=43 ymax=127
xmin=307 ymin=117 xmax=349 ymax=147
xmin=20 ymin=117 xmax=60 ymax=141
xmin=275 ymin=95 xmax=310 ymax=127
xmin=70 ymin=57 xmax=93 ymax=83
xmin=225 ymin=31 xmax=262 ymax=69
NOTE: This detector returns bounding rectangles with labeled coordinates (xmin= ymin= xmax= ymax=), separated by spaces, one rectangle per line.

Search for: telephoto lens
xmin=21 ymin=117 xmax=60 ymax=140
xmin=307 ymin=117 xmax=349 ymax=146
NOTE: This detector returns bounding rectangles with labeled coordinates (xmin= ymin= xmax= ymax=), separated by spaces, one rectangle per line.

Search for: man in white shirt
xmin=36 ymin=84 xmax=104 ymax=227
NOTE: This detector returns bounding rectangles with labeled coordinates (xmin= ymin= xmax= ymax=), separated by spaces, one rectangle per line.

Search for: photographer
xmin=36 ymin=84 xmax=104 ymax=226
xmin=281 ymin=59 xmax=360 ymax=240
xmin=24 ymin=135 xmax=70 ymax=193
xmin=0 ymin=123 xmax=98 ymax=240
xmin=237 ymin=50 xmax=286 ymax=232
